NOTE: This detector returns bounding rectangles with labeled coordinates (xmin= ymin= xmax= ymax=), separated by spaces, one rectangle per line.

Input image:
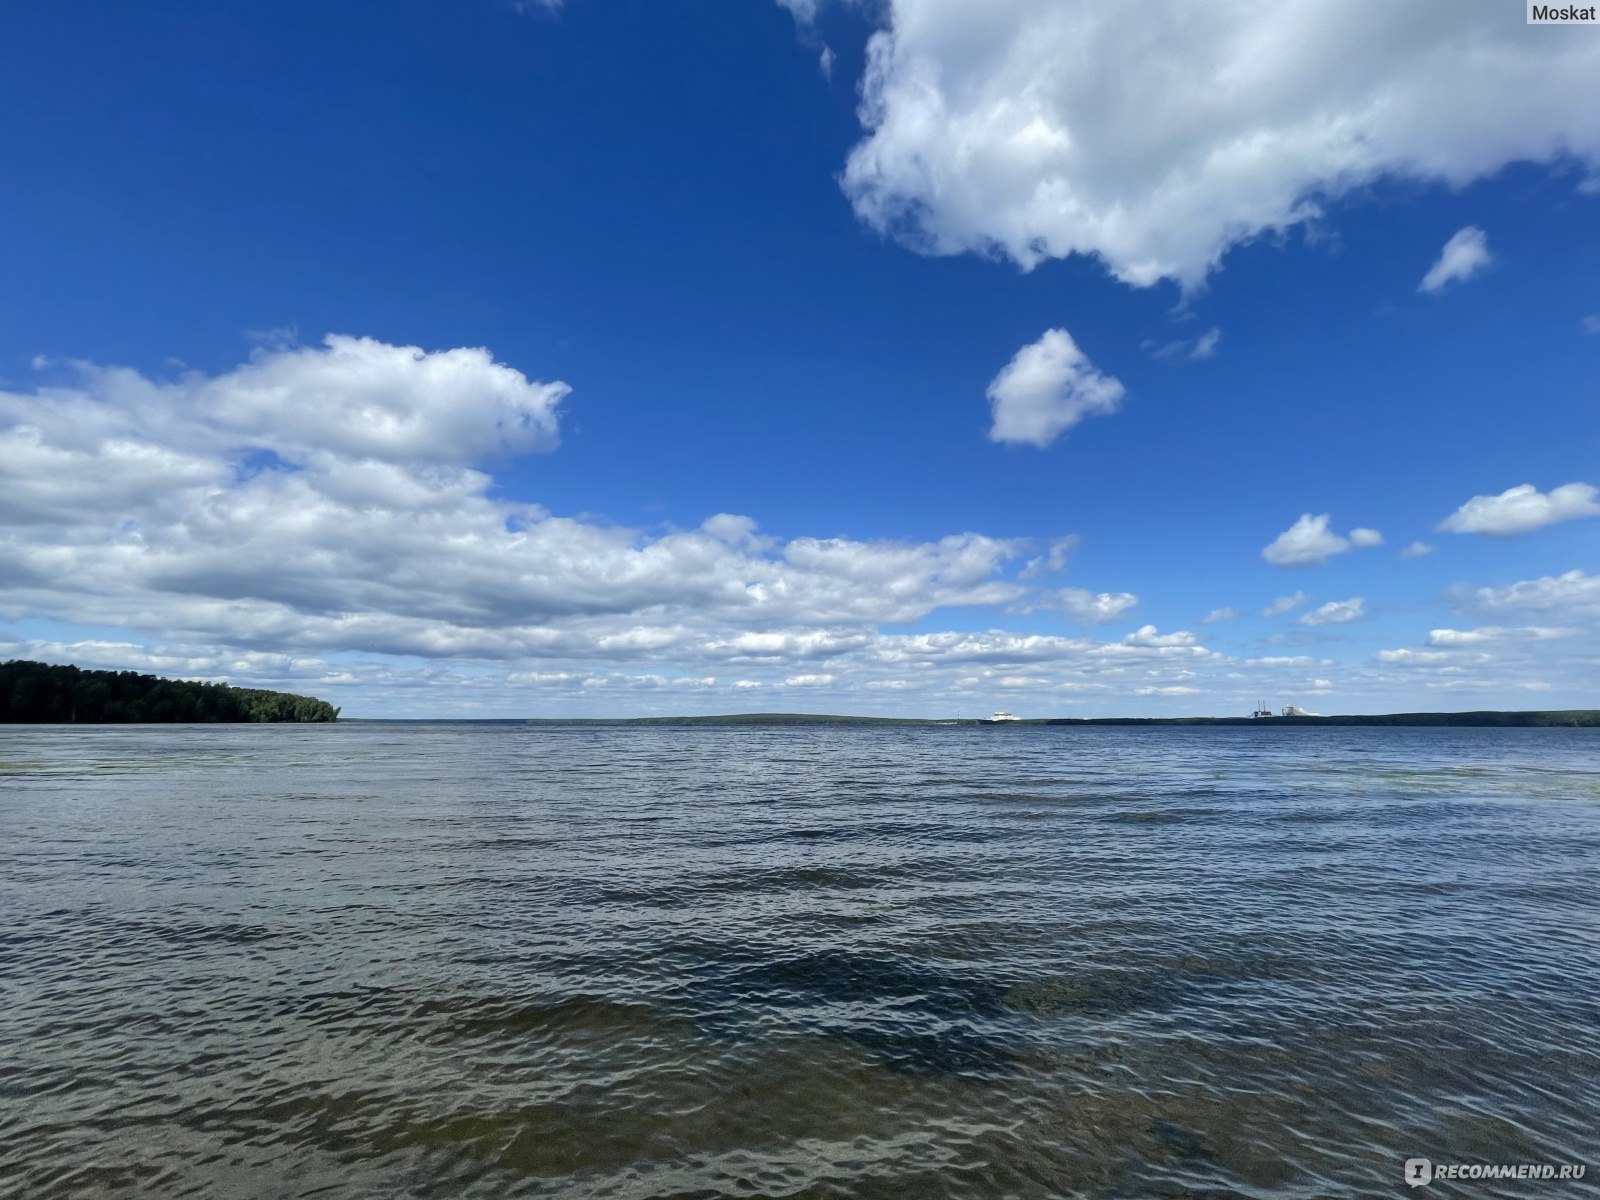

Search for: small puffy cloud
xmin=1427 ymin=628 xmax=1491 ymax=647
xmin=784 ymin=673 xmax=836 ymax=686
xmin=1200 ymin=607 xmax=1242 ymax=624
xmin=1122 ymin=625 xmax=1199 ymax=648
xmin=1400 ymin=540 xmax=1436 ymax=559
xmin=1263 ymin=591 xmax=1309 ymax=617
xmin=838 ymin=4 xmax=1600 ymax=289
xmin=986 ymin=329 xmax=1124 ymax=448
xmin=1300 ymin=597 xmax=1366 ymax=626
xmin=1582 ymin=315 xmax=1600 ymax=335
xmin=1190 ymin=328 xmax=1222 ymax=360
xmin=1438 ymin=483 xmax=1600 ymax=536
xmin=1051 ymin=587 xmax=1139 ymax=624
xmin=1419 ymin=226 xmax=1492 ymax=294
xmin=1377 ymin=648 xmax=1452 ymax=664
xmin=1136 ymin=685 xmax=1200 ymax=696
xmin=1262 ymin=513 xmax=1382 ymax=566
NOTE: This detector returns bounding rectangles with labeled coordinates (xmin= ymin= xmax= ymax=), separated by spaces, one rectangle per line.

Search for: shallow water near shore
xmin=2 ymin=723 xmax=1597 ymax=1198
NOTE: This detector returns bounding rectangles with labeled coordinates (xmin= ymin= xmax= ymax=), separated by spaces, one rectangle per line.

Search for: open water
xmin=2 ymin=722 xmax=1597 ymax=1198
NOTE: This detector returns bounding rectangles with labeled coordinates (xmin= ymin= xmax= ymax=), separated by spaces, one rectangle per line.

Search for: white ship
xmin=987 ymin=710 xmax=1023 ymax=723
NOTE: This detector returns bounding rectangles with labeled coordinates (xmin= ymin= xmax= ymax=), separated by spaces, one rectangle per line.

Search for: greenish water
xmin=1 ymin=724 xmax=1597 ymax=1197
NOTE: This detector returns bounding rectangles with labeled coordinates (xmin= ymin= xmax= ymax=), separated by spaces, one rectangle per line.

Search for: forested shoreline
xmin=1 ymin=661 xmax=339 ymax=723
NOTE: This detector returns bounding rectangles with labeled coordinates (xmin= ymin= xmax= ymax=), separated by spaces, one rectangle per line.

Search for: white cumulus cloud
xmin=986 ymin=329 xmax=1124 ymax=448
xmin=1301 ymin=597 xmax=1366 ymax=626
xmin=1377 ymin=648 xmax=1452 ymax=664
xmin=1418 ymin=226 xmax=1492 ymax=294
xmin=1439 ymin=483 xmax=1600 ymax=536
xmin=1427 ymin=626 xmax=1576 ymax=646
xmin=1122 ymin=625 xmax=1199 ymax=648
xmin=1050 ymin=587 xmax=1139 ymax=624
xmin=1262 ymin=514 xmax=1382 ymax=567
xmin=1262 ymin=591 xmax=1310 ymax=617
xmin=1464 ymin=569 xmax=1600 ymax=618
xmin=837 ymin=1 xmax=1600 ymax=288
xmin=0 ymin=337 xmax=1036 ymax=660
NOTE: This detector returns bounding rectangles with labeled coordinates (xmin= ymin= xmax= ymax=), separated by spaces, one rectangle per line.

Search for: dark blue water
xmin=2 ymin=723 xmax=1597 ymax=1197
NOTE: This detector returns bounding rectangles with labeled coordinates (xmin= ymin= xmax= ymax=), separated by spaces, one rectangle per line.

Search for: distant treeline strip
xmin=1 ymin=660 xmax=339 ymax=723
xmin=523 ymin=710 xmax=1600 ymax=728
xmin=1036 ymin=710 xmax=1600 ymax=727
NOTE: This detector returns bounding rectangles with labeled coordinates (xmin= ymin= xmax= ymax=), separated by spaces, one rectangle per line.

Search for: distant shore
xmin=495 ymin=709 xmax=1600 ymax=728
xmin=6 ymin=659 xmax=1594 ymax=728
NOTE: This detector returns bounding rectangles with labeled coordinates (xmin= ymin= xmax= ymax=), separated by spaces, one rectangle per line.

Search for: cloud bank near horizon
xmin=2 ymin=335 xmax=1591 ymax=716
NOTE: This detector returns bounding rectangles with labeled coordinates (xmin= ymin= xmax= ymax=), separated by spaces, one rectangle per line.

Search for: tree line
xmin=1 ymin=660 xmax=340 ymax=723
xmin=1040 ymin=710 xmax=1600 ymax=727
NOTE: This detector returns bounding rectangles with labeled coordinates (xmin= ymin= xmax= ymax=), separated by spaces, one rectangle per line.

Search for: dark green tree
xmin=0 ymin=661 xmax=340 ymax=723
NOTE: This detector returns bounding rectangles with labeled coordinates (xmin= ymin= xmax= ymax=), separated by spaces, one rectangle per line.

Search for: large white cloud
xmin=986 ymin=329 xmax=1123 ymax=448
xmin=1262 ymin=514 xmax=1382 ymax=567
xmin=8 ymin=336 xmax=566 ymax=480
xmin=837 ymin=1 xmax=1600 ymax=288
xmin=2 ymin=336 xmax=1263 ymax=712
xmin=1439 ymin=482 xmax=1600 ymax=536
xmin=0 ymin=338 xmax=1038 ymax=642
xmin=9 ymin=335 xmax=1595 ymax=715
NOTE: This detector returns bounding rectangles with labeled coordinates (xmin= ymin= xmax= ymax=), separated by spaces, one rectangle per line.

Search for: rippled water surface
xmin=3 ymin=723 xmax=1599 ymax=1198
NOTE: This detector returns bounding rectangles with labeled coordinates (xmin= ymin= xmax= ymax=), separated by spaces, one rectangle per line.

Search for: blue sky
xmin=1 ymin=0 xmax=1598 ymax=717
